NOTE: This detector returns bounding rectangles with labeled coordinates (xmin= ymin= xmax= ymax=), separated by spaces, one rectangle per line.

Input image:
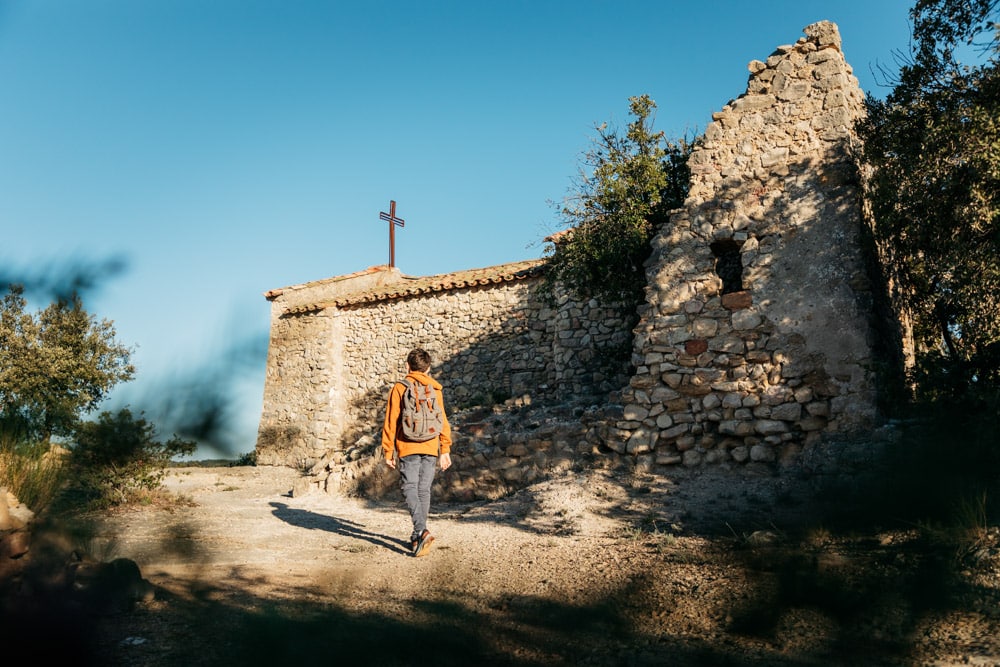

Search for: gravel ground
xmin=71 ymin=463 xmax=1000 ymax=666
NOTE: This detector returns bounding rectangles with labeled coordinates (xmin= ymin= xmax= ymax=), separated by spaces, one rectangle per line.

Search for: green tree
xmin=544 ymin=95 xmax=692 ymax=306
xmin=0 ymin=284 xmax=134 ymax=441
xmin=859 ymin=0 xmax=1000 ymax=395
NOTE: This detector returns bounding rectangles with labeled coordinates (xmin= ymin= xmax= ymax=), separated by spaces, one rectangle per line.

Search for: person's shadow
xmin=269 ymin=502 xmax=409 ymax=555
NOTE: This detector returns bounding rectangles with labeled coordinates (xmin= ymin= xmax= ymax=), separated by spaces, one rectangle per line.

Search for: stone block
xmin=718 ymin=420 xmax=740 ymax=436
xmin=656 ymin=374 xmax=681 ymax=392
xmin=806 ymin=48 xmax=837 ymax=65
xmin=644 ymin=352 xmax=665 ymax=365
xmin=711 ymin=381 xmax=742 ymax=392
xmin=682 ymin=450 xmax=704 ymax=467
xmin=798 ymin=416 xmax=828 ymax=431
xmin=806 ymin=401 xmax=830 ymax=417
xmin=761 ymin=147 xmax=790 ymax=168
xmin=721 ymin=393 xmax=744 ymax=409
xmin=675 ymin=435 xmax=696 ymax=452
xmin=705 ymin=449 xmax=729 ymax=464
xmin=678 ymin=382 xmax=712 ymax=397
xmin=0 ymin=495 xmax=19 ymax=532
xmin=750 ymin=443 xmax=777 ymax=462
xmin=721 ymin=291 xmax=753 ymax=310
xmin=651 ymin=386 xmax=681 ymax=402
xmin=0 ymin=529 xmax=30 ymax=559
xmin=684 ymin=299 xmax=705 ymax=314
xmin=685 ymin=339 xmax=709 ymax=355
xmin=506 ymin=444 xmax=530 ymax=457
xmin=711 ymin=336 xmax=746 ymax=354
xmin=501 ymin=467 xmax=524 ymax=483
xmin=731 ymin=446 xmax=750 ymax=463
xmin=623 ymin=405 xmax=650 ymax=421
xmin=626 ymin=428 xmax=656 ymax=455
xmin=732 ymin=310 xmax=763 ymax=330
xmin=702 ymin=393 xmax=722 ymax=410
xmin=770 ymin=403 xmax=803 ymax=421
xmin=696 ymin=368 xmax=727 ymax=383
xmin=292 ymin=477 xmax=317 ymax=497
xmin=660 ymin=423 xmax=691 ymax=441
xmin=489 ymin=457 xmax=519 ymax=471
xmin=692 ymin=318 xmax=719 ymax=337
xmin=755 ymin=419 xmax=789 ymax=435
xmin=656 ymin=453 xmax=683 ymax=466
xmin=666 ymin=398 xmax=690 ymax=412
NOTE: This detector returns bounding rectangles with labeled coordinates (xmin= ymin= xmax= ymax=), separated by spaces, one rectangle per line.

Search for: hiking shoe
xmin=414 ymin=529 xmax=434 ymax=557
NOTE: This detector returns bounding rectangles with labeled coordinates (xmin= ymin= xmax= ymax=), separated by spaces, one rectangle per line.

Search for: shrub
xmin=231 ymin=449 xmax=258 ymax=467
xmin=70 ymin=408 xmax=195 ymax=508
xmin=543 ymin=95 xmax=692 ymax=308
xmin=0 ymin=432 xmax=68 ymax=513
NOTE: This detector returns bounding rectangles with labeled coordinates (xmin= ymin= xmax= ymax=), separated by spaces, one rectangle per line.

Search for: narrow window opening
xmin=710 ymin=239 xmax=744 ymax=295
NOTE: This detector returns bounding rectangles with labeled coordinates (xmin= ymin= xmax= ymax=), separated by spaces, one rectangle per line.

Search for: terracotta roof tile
xmin=282 ymin=258 xmax=546 ymax=315
xmin=544 ymin=228 xmax=573 ymax=244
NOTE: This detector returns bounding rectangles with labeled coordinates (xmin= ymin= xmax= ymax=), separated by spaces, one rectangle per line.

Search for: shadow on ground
xmin=81 ymin=571 xmax=878 ymax=667
xmin=269 ymin=501 xmax=410 ymax=555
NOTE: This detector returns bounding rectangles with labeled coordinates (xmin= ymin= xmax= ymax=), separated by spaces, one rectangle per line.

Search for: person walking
xmin=381 ymin=348 xmax=452 ymax=557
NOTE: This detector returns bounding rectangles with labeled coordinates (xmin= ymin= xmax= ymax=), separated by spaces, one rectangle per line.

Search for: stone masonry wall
xmin=614 ymin=21 xmax=877 ymax=468
xmin=256 ymin=267 xmax=405 ymax=467
xmin=257 ymin=270 xmax=631 ymax=468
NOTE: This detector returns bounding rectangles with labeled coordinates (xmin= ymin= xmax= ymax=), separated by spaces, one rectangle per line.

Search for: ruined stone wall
xmin=614 ymin=21 xmax=877 ymax=468
xmin=257 ymin=272 xmax=631 ymax=468
xmin=261 ymin=21 xmax=889 ymax=489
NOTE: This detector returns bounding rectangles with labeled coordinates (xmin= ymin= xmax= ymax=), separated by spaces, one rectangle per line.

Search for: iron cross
xmin=378 ymin=200 xmax=405 ymax=268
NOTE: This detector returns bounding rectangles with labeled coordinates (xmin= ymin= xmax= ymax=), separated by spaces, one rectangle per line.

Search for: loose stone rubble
xmin=1 ymin=486 xmax=154 ymax=618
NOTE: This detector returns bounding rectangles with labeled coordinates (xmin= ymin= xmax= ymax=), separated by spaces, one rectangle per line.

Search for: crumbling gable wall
xmin=613 ymin=21 xmax=878 ymax=467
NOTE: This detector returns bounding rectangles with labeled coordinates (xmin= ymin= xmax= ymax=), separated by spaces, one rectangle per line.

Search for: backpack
xmin=398 ymin=379 xmax=444 ymax=442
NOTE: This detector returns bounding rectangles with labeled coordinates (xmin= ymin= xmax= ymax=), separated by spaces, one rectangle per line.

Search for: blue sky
xmin=0 ymin=1 xmax=914 ymax=457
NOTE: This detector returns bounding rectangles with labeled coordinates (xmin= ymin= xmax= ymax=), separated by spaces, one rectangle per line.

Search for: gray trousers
xmin=398 ymin=454 xmax=437 ymax=541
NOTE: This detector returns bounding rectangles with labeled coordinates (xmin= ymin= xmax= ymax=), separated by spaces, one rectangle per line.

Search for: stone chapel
xmin=256 ymin=21 xmax=897 ymax=497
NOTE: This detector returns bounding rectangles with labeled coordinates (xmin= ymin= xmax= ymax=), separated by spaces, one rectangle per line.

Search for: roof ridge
xmin=282 ymin=258 xmax=546 ymax=315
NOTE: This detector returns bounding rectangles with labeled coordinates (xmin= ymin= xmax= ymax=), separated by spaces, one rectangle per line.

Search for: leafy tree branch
xmin=543 ymin=95 xmax=692 ymax=308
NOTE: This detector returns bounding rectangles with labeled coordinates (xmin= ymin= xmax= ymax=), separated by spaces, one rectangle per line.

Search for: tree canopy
xmin=859 ymin=0 xmax=1000 ymax=395
xmin=0 ymin=284 xmax=134 ymax=441
xmin=544 ymin=95 xmax=692 ymax=307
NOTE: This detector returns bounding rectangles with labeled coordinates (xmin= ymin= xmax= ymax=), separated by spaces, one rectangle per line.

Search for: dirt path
xmin=85 ymin=464 xmax=1000 ymax=666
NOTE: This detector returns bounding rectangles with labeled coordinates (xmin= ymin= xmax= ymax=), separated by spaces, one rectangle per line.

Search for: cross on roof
xmin=378 ymin=200 xmax=405 ymax=268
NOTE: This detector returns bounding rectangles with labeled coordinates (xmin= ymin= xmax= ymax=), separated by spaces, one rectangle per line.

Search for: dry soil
xmin=77 ymin=463 xmax=1000 ymax=666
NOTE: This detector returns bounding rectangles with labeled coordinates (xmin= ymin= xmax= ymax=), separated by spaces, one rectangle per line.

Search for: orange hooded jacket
xmin=381 ymin=370 xmax=452 ymax=462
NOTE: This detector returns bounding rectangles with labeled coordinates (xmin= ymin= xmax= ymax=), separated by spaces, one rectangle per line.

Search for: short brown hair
xmin=406 ymin=348 xmax=432 ymax=372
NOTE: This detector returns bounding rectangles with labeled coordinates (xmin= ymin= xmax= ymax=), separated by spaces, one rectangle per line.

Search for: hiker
xmin=381 ymin=347 xmax=452 ymax=557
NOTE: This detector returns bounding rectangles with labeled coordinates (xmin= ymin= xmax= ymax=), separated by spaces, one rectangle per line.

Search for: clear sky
xmin=0 ymin=0 xmax=915 ymax=457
